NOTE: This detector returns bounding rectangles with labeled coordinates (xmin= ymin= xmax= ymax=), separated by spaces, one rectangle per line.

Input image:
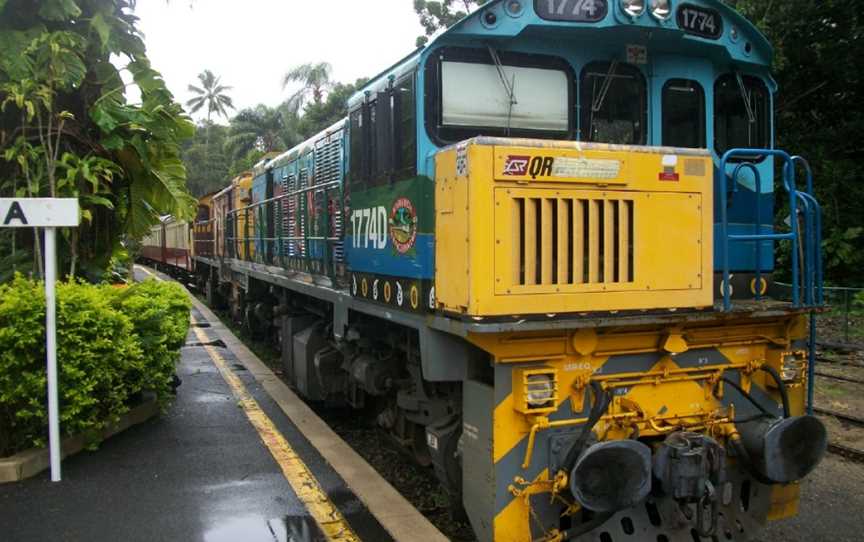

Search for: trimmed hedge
xmin=0 ymin=277 xmax=191 ymax=457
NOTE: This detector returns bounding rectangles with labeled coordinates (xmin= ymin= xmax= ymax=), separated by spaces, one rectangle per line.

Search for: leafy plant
xmin=0 ymin=275 xmax=190 ymax=457
xmin=0 ymin=0 xmax=196 ymax=280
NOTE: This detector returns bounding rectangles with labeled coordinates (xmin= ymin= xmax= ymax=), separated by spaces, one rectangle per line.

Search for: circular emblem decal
xmin=750 ymin=277 xmax=768 ymax=296
xmin=361 ymin=277 xmax=368 ymax=298
xmin=384 ymin=282 xmax=392 ymax=303
xmin=389 ymin=197 xmax=418 ymax=254
xmin=410 ymin=285 xmax=420 ymax=309
xmin=396 ymin=282 xmax=404 ymax=306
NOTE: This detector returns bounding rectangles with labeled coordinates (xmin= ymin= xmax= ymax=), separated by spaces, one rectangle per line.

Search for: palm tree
xmin=281 ymin=62 xmax=333 ymax=114
xmin=224 ymin=105 xmax=300 ymax=163
xmin=187 ymin=69 xmax=235 ymax=123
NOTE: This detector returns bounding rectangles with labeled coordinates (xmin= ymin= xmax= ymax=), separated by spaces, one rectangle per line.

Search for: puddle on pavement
xmin=185 ymin=339 xmax=228 ymax=349
xmin=269 ymin=516 xmax=324 ymax=542
xmin=204 ymin=515 xmax=323 ymax=542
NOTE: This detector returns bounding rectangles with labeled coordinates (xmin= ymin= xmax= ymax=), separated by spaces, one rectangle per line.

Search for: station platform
xmin=0 ymin=267 xmax=444 ymax=542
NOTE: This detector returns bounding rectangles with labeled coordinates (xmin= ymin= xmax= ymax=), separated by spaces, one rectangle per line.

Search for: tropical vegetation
xmin=186 ymin=69 xmax=234 ymax=125
xmin=181 ymin=72 xmax=366 ymax=198
xmin=0 ymin=276 xmax=191 ymax=457
xmin=0 ymin=0 xmax=196 ymax=281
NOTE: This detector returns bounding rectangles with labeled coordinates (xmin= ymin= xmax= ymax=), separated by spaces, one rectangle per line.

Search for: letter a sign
xmin=0 ymin=198 xmax=78 ymax=228
xmin=1 ymin=198 xmax=79 ymax=483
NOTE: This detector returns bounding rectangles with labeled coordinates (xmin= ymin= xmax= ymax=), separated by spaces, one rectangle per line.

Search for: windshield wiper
xmin=487 ymin=45 xmax=517 ymax=134
xmin=736 ymin=71 xmax=757 ymax=124
xmin=592 ymin=59 xmax=619 ymax=113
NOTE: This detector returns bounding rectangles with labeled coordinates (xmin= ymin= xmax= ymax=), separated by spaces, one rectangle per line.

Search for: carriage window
xmin=581 ymin=62 xmax=647 ymax=145
xmin=714 ymin=74 xmax=771 ymax=156
xmin=662 ymin=79 xmax=706 ymax=148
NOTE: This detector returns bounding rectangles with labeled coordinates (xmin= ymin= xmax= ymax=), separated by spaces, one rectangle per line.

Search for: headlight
xmin=526 ymin=373 xmax=556 ymax=407
xmin=621 ymin=0 xmax=646 ymax=17
xmin=505 ymin=0 xmax=524 ymax=17
xmin=650 ymin=0 xmax=671 ymax=20
xmin=514 ymin=367 xmax=559 ymax=413
xmin=780 ymin=351 xmax=808 ymax=384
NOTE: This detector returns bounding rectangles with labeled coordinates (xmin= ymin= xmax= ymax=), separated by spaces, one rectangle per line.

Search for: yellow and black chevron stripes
xmin=466 ymin=317 xmax=809 ymax=542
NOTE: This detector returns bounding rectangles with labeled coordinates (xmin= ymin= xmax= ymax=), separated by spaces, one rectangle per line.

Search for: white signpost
xmin=0 ymin=198 xmax=79 ymax=482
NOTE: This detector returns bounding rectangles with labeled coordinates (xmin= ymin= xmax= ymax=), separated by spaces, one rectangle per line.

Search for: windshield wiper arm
xmin=736 ymin=71 xmax=757 ymax=124
xmin=488 ymin=45 xmax=517 ymax=134
xmin=592 ymin=59 xmax=619 ymax=113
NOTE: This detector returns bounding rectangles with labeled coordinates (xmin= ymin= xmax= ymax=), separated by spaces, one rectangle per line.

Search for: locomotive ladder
xmin=718 ymin=149 xmax=824 ymax=414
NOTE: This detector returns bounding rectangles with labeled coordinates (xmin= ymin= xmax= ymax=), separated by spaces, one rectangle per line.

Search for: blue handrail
xmin=787 ymin=156 xmax=823 ymax=415
xmin=789 ymin=156 xmax=823 ymax=305
xmin=719 ymin=149 xmax=800 ymax=311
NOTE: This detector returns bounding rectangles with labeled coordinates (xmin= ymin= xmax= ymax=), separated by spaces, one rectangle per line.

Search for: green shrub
xmin=108 ymin=280 xmax=192 ymax=397
xmin=0 ymin=276 xmax=191 ymax=457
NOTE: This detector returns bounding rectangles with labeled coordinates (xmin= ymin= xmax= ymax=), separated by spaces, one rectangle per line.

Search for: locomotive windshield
xmin=714 ymin=73 xmax=771 ymax=155
xmin=580 ymin=61 xmax=647 ymax=145
xmin=426 ymin=47 xmax=574 ymax=143
xmin=441 ymin=61 xmax=569 ymax=133
xmin=662 ymin=79 xmax=707 ymax=148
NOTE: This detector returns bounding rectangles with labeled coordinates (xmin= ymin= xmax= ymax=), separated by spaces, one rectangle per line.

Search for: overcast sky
xmin=133 ymin=0 xmax=426 ymax=122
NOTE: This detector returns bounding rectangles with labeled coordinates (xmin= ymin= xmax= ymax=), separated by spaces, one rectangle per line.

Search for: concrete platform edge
xmin=0 ymin=400 xmax=159 ymax=484
xmin=187 ymin=294 xmax=450 ymax=542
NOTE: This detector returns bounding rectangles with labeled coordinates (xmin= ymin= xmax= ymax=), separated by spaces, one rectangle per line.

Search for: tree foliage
xmin=724 ymin=0 xmax=864 ymax=285
xmin=223 ymin=104 xmax=297 ymax=164
xmin=282 ymin=62 xmax=333 ymax=114
xmin=0 ymin=0 xmax=196 ymax=280
xmin=180 ymin=71 xmax=364 ymax=198
xmin=413 ymin=0 xmax=489 ymax=47
xmin=181 ymin=120 xmax=229 ymax=196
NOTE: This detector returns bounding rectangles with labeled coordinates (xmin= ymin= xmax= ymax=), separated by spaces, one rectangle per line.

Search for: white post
xmin=1 ymin=199 xmax=78 ymax=483
xmin=44 ymin=227 xmax=61 ymax=482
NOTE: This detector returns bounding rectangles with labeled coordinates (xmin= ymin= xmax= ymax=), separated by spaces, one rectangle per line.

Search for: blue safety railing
xmin=719 ymin=149 xmax=824 ymax=311
xmin=719 ymin=149 xmax=824 ymax=415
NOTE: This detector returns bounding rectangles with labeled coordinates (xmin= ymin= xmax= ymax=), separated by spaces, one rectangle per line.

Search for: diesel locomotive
xmin=145 ymin=1 xmax=829 ymax=540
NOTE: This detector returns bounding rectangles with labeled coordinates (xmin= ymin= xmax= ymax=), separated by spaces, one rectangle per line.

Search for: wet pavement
xmin=0 ymin=305 xmax=391 ymax=542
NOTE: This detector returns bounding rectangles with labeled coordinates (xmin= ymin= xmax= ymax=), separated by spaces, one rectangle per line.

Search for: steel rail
xmin=814 ymin=407 xmax=864 ymax=428
xmin=828 ymin=442 xmax=864 ymax=464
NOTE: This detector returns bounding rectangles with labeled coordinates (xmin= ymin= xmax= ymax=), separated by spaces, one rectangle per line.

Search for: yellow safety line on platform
xmin=191 ymin=315 xmax=360 ymax=541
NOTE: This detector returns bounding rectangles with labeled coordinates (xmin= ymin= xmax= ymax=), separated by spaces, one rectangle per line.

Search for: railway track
xmin=814 ymin=407 xmax=864 ymax=428
xmin=814 ymin=408 xmax=864 ymax=464
xmin=827 ymin=442 xmax=864 ymax=464
xmin=815 ymin=371 xmax=864 ymax=386
xmin=809 ymin=361 xmax=864 ymax=462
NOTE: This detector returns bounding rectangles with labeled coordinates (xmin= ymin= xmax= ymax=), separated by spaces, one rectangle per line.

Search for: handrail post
xmin=720 ymin=155 xmax=731 ymax=311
